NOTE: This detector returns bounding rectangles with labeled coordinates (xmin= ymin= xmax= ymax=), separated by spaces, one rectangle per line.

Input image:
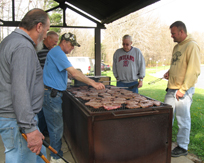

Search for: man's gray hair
xmin=47 ymin=31 xmax=59 ymax=37
xmin=122 ymin=35 xmax=132 ymax=41
xmin=19 ymin=8 xmax=49 ymax=31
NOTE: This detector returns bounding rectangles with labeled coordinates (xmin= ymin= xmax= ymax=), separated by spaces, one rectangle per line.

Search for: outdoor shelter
xmin=0 ymin=0 xmax=160 ymax=75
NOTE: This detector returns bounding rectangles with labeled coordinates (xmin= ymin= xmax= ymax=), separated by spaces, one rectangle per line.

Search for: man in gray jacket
xmin=0 ymin=8 xmax=50 ymax=163
xmin=113 ymin=34 xmax=146 ymax=93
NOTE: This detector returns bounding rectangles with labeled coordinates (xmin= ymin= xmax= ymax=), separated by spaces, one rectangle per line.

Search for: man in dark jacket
xmin=37 ymin=31 xmax=59 ymax=69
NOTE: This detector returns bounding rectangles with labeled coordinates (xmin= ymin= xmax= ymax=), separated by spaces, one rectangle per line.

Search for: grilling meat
xmin=125 ymin=101 xmax=140 ymax=109
xmin=85 ymin=101 xmax=103 ymax=108
xmin=103 ymin=103 xmax=121 ymax=110
xmin=125 ymin=101 xmax=139 ymax=105
xmin=126 ymin=104 xmax=140 ymax=109
xmin=80 ymin=96 xmax=94 ymax=101
xmin=114 ymin=97 xmax=126 ymax=101
xmin=112 ymin=101 xmax=126 ymax=105
xmin=68 ymin=86 xmax=162 ymax=110
xmin=98 ymin=93 xmax=112 ymax=97
xmin=151 ymin=100 xmax=161 ymax=106
xmin=139 ymin=100 xmax=154 ymax=108
xmin=86 ymin=92 xmax=98 ymax=96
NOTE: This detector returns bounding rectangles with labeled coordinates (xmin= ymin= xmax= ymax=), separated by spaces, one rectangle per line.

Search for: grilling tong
xmin=20 ymin=129 xmax=70 ymax=163
xmin=148 ymin=77 xmax=164 ymax=85
xmin=106 ymin=82 xmax=139 ymax=89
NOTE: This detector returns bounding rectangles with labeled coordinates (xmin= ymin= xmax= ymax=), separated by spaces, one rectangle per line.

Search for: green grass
xmin=102 ymin=66 xmax=204 ymax=161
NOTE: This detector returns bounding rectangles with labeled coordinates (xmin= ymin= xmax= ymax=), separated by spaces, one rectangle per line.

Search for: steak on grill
xmin=126 ymin=104 xmax=140 ymax=109
xmin=68 ymin=86 xmax=162 ymax=110
xmin=103 ymin=103 xmax=121 ymax=110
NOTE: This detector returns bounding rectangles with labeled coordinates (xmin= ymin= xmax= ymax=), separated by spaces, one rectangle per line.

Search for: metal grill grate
xmin=69 ymin=91 xmax=166 ymax=113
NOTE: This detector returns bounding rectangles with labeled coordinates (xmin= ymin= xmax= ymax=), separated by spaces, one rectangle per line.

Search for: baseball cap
xmin=61 ymin=32 xmax=80 ymax=47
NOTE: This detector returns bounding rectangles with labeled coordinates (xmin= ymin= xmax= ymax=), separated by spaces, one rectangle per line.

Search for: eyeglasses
xmin=122 ymin=43 xmax=130 ymax=46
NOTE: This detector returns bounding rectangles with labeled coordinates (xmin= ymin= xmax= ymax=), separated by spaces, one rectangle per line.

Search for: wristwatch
xmin=139 ymin=79 xmax=143 ymax=81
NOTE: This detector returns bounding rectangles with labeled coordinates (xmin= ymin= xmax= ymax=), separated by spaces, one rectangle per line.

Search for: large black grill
xmin=63 ymin=86 xmax=173 ymax=163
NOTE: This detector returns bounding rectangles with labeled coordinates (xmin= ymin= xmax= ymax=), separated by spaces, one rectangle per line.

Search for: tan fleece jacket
xmin=168 ymin=34 xmax=200 ymax=94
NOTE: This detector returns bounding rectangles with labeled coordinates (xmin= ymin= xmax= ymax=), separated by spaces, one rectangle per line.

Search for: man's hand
xmin=92 ymin=82 xmax=105 ymax=90
xmin=176 ymin=90 xmax=184 ymax=101
xmin=164 ymin=71 xmax=169 ymax=80
xmin=26 ymin=129 xmax=44 ymax=155
xmin=138 ymin=80 xmax=143 ymax=88
xmin=68 ymin=72 xmax=73 ymax=79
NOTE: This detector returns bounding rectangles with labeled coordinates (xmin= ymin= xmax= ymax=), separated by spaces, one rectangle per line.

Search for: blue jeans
xmin=164 ymin=87 xmax=194 ymax=150
xmin=117 ymin=81 xmax=139 ymax=93
xmin=38 ymin=109 xmax=48 ymax=134
xmin=42 ymin=89 xmax=63 ymax=159
xmin=0 ymin=116 xmax=46 ymax=163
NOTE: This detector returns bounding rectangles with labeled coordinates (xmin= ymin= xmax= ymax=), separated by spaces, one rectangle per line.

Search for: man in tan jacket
xmin=164 ymin=21 xmax=200 ymax=157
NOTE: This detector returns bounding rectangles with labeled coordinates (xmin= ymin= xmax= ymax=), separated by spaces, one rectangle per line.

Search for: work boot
xmin=50 ymin=156 xmax=66 ymax=163
xmin=171 ymin=146 xmax=188 ymax=157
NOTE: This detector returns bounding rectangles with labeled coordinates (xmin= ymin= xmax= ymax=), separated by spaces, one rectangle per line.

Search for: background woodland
xmin=1 ymin=0 xmax=204 ymax=67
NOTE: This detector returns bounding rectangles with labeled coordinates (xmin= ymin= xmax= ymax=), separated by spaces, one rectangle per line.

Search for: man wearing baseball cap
xmin=41 ymin=32 xmax=105 ymax=163
xmin=61 ymin=32 xmax=80 ymax=47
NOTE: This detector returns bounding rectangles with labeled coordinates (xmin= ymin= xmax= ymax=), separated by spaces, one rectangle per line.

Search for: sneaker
xmin=50 ymin=156 xmax=66 ymax=163
xmin=171 ymin=146 xmax=188 ymax=157
xmin=50 ymin=157 xmax=57 ymax=163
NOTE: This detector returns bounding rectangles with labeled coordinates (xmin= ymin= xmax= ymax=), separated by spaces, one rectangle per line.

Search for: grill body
xmin=62 ymin=91 xmax=172 ymax=163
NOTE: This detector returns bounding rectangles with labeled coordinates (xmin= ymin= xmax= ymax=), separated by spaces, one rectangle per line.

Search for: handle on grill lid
xmin=112 ymin=108 xmax=159 ymax=117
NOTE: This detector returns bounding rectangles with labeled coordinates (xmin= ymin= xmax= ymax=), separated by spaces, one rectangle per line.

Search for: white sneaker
xmin=50 ymin=156 xmax=66 ymax=163
xmin=56 ymin=158 xmax=66 ymax=163
xmin=50 ymin=157 xmax=57 ymax=163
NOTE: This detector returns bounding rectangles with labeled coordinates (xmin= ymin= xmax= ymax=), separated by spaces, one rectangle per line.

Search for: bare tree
xmin=0 ymin=1 xmax=6 ymax=41
xmin=1 ymin=0 xmax=204 ymax=66
xmin=102 ymin=9 xmax=175 ymax=66
xmin=191 ymin=31 xmax=204 ymax=64
xmin=61 ymin=9 xmax=95 ymax=58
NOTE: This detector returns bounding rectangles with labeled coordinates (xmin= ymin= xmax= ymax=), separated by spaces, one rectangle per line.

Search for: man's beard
xmin=35 ymin=40 xmax=43 ymax=51
xmin=35 ymin=32 xmax=44 ymax=51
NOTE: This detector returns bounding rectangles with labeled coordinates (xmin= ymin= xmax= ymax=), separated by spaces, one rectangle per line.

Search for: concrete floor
xmin=0 ymin=134 xmax=195 ymax=163
xmin=45 ymin=136 xmax=75 ymax=163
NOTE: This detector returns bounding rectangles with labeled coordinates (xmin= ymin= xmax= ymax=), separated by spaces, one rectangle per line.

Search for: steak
xmin=103 ymin=103 xmax=121 ymax=110
xmin=67 ymin=86 xmax=162 ymax=111
xmin=126 ymin=104 xmax=141 ymax=109
xmin=152 ymin=100 xmax=161 ymax=106
xmin=85 ymin=101 xmax=103 ymax=108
